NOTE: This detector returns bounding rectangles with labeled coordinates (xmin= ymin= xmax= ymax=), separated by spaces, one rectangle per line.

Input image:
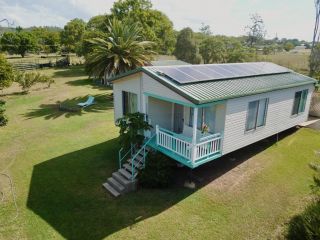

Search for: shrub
xmin=286 ymin=201 xmax=320 ymax=240
xmin=14 ymin=71 xmax=54 ymax=93
xmin=0 ymin=54 xmax=15 ymax=90
xmin=116 ymin=112 xmax=152 ymax=150
xmin=139 ymin=152 xmax=175 ymax=188
xmin=0 ymin=100 xmax=8 ymax=126
xmin=286 ymin=154 xmax=320 ymax=239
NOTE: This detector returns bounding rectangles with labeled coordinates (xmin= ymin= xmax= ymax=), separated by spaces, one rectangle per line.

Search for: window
xmin=188 ymin=106 xmax=215 ymax=133
xmin=122 ymin=91 xmax=138 ymax=115
xmin=292 ymin=89 xmax=308 ymax=115
xmin=246 ymin=98 xmax=269 ymax=131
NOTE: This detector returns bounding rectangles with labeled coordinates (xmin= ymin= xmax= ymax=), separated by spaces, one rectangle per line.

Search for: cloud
xmin=0 ymin=0 xmax=113 ymax=27
xmin=152 ymin=0 xmax=315 ymax=40
xmin=0 ymin=0 xmax=315 ymax=40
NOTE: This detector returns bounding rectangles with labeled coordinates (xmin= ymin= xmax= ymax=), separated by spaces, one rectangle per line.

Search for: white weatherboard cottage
xmin=103 ymin=62 xmax=316 ymax=197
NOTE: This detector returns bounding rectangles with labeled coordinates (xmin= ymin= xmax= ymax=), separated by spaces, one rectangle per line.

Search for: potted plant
xmin=201 ymin=123 xmax=209 ymax=135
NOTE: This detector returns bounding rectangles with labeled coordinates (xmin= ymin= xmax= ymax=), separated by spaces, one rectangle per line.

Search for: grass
xmin=0 ymin=66 xmax=319 ymax=239
xmin=258 ymin=51 xmax=310 ymax=74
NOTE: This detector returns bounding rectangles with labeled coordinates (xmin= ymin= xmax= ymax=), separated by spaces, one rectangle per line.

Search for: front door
xmin=173 ymin=104 xmax=184 ymax=133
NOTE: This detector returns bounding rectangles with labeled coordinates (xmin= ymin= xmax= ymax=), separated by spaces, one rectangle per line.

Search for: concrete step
xmin=107 ymin=177 xmax=125 ymax=192
xmin=112 ymin=171 xmax=130 ymax=186
xmin=123 ymin=163 xmax=136 ymax=173
xmin=127 ymin=158 xmax=143 ymax=169
xmin=102 ymin=182 xmax=120 ymax=197
xmin=119 ymin=168 xmax=133 ymax=180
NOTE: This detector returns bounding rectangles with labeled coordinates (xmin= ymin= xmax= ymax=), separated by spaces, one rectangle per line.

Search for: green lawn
xmin=0 ymin=66 xmax=319 ymax=240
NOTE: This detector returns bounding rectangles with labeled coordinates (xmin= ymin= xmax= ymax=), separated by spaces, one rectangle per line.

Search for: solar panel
xmin=152 ymin=67 xmax=196 ymax=83
xmin=151 ymin=62 xmax=290 ymax=84
xmin=179 ymin=66 xmax=211 ymax=80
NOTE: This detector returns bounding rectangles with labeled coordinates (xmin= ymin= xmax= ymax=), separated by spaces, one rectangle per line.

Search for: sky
xmin=0 ymin=0 xmax=316 ymax=41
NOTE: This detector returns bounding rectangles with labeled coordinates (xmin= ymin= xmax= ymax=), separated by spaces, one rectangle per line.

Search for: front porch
xmin=143 ymin=92 xmax=226 ymax=168
xmin=147 ymin=126 xmax=223 ymax=168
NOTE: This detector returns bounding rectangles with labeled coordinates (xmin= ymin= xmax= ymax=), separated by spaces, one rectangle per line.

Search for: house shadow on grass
xmin=23 ymin=93 xmax=113 ymax=120
xmin=27 ymin=128 xmax=298 ymax=239
xmin=26 ymin=138 xmax=194 ymax=240
xmin=173 ymin=128 xmax=299 ymax=188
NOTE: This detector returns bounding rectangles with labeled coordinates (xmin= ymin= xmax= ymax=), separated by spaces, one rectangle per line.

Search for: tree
xmin=174 ymin=28 xmax=200 ymax=64
xmin=310 ymin=0 xmax=320 ymax=77
xmin=199 ymin=22 xmax=212 ymax=36
xmin=110 ymin=0 xmax=176 ymax=54
xmin=0 ymin=54 xmax=14 ymax=90
xmin=84 ymin=18 xmax=155 ymax=83
xmin=199 ymin=37 xmax=225 ymax=63
xmin=17 ymin=32 xmax=37 ymax=57
xmin=0 ymin=31 xmax=37 ymax=57
xmin=32 ymin=27 xmax=60 ymax=54
xmin=284 ymin=41 xmax=294 ymax=52
xmin=226 ymin=38 xmax=254 ymax=63
xmin=60 ymin=18 xmax=86 ymax=53
xmin=0 ymin=32 xmax=20 ymax=55
xmin=86 ymin=15 xmax=108 ymax=31
xmin=199 ymin=36 xmax=253 ymax=64
xmin=245 ymin=13 xmax=266 ymax=47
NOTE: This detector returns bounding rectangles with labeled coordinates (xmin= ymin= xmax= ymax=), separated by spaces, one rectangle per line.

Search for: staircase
xmin=103 ymin=137 xmax=154 ymax=197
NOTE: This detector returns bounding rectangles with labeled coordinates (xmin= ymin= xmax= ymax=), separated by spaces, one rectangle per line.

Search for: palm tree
xmin=85 ymin=18 xmax=156 ymax=84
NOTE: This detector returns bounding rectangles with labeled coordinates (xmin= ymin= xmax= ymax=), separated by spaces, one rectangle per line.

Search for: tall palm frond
xmin=85 ymin=18 xmax=156 ymax=79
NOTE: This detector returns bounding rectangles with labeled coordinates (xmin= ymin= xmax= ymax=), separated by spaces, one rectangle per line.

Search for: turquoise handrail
xmin=130 ymin=135 xmax=155 ymax=181
xmin=118 ymin=143 xmax=136 ymax=169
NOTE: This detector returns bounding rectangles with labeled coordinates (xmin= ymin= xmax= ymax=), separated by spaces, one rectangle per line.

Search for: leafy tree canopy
xmin=61 ymin=18 xmax=86 ymax=53
xmin=0 ymin=54 xmax=14 ymax=90
xmin=174 ymin=27 xmax=201 ymax=64
xmin=199 ymin=36 xmax=254 ymax=64
xmin=0 ymin=31 xmax=37 ymax=57
xmin=84 ymin=18 xmax=155 ymax=81
xmin=32 ymin=27 xmax=60 ymax=53
xmin=284 ymin=41 xmax=295 ymax=52
xmin=110 ymin=0 xmax=175 ymax=54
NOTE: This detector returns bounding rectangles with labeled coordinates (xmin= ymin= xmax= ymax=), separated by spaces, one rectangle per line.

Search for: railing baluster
xmin=156 ymin=128 xmax=222 ymax=162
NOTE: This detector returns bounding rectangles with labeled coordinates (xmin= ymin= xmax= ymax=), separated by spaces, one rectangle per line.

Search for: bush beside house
xmin=139 ymin=152 xmax=175 ymax=188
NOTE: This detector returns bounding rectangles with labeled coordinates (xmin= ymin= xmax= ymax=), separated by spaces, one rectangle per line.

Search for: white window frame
xmin=122 ymin=91 xmax=138 ymax=115
xmin=291 ymin=89 xmax=308 ymax=116
xmin=245 ymin=98 xmax=269 ymax=132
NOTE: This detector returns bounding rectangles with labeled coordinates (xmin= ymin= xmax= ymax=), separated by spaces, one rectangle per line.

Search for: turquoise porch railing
xmin=156 ymin=125 xmax=222 ymax=164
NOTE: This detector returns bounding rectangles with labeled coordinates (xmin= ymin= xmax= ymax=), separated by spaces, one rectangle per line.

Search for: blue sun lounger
xmin=77 ymin=96 xmax=95 ymax=108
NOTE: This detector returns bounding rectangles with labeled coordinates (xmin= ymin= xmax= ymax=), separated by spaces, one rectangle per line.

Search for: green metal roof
xmin=111 ymin=63 xmax=317 ymax=105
